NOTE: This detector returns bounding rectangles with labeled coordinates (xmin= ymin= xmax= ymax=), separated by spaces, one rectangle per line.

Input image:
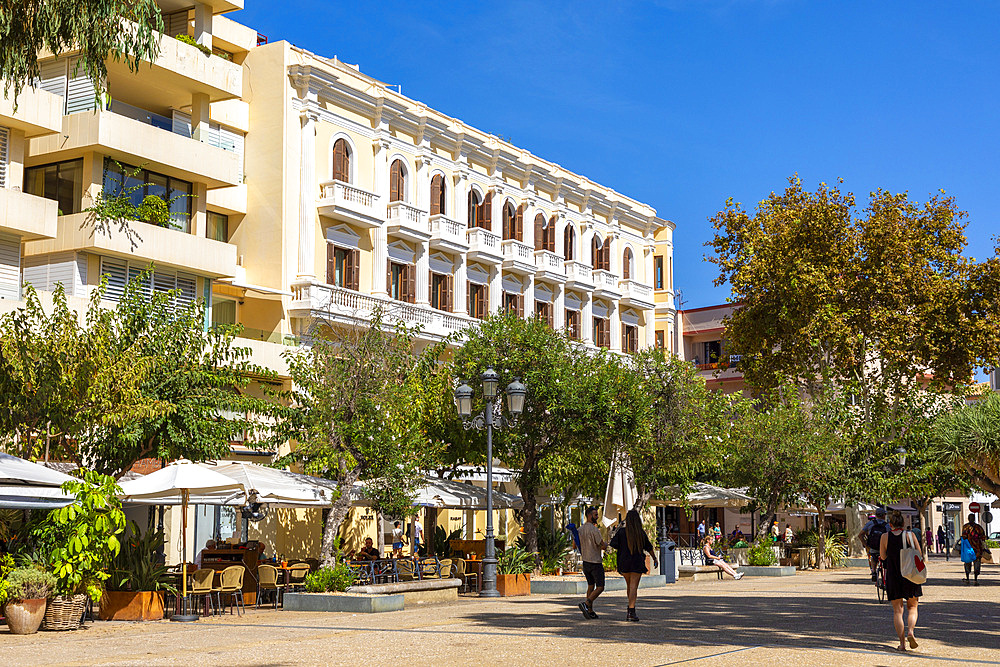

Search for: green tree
xmin=271 ymin=314 xmax=439 ymax=567
xmin=629 ymin=348 xmax=740 ymax=506
xmin=443 ymin=313 xmax=646 ymax=555
xmin=930 ymin=391 xmax=1000 ymax=497
xmin=0 ymin=0 xmax=163 ymax=105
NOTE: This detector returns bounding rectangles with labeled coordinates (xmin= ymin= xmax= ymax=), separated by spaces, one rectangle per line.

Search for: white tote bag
xmin=900 ymin=531 xmax=927 ymax=585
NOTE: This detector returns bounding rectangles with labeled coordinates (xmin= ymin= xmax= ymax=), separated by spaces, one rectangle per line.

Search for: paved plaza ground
xmin=1 ymin=559 xmax=996 ymax=666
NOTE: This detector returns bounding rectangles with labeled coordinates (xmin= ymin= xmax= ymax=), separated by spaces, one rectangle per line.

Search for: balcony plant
xmin=496 ymin=546 xmax=533 ymax=596
xmin=101 ymin=521 xmax=176 ymax=621
xmin=2 ymin=565 xmax=57 ymax=634
xmin=174 ymin=33 xmax=212 ymax=56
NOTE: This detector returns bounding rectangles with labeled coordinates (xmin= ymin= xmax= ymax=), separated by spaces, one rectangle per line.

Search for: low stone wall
xmin=530 ymin=575 xmax=667 ymax=595
xmin=283 ymin=592 xmax=404 ymax=613
xmin=737 ymin=565 xmax=796 ymax=577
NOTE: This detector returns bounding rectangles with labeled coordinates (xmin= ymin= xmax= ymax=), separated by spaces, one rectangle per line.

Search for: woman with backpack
xmin=880 ymin=510 xmax=922 ymax=652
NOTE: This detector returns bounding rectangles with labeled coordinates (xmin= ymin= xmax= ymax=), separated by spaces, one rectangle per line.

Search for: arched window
xmin=564 ymin=225 xmax=575 ymax=260
xmin=622 ymin=247 xmax=634 ymax=280
xmin=389 ymin=159 xmax=407 ymax=203
xmin=430 ymin=174 xmax=446 ymax=216
xmin=333 ymin=138 xmax=351 ymax=183
xmin=502 ymin=200 xmax=522 ymax=241
xmin=468 ymin=189 xmax=491 ymax=230
xmin=592 ymin=235 xmax=610 ymax=271
xmin=534 ymin=214 xmax=555 ymax=252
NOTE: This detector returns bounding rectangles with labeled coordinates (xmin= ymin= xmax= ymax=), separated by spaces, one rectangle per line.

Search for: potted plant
xmin=2 ymin=565 xmax=57 ymax=634
xmin=496 ymin=546 xmax=532 ymax=596
xmin=31 ymin=470 xmax=126 ymax=630
xmin=101 ymin=522 xmax=176 ymax=621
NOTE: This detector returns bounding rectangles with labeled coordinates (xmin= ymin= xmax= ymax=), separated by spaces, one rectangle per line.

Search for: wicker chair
xmin=257 ymin=564 xmax=284 ymax=609
xmin=396 ymin=559 xmax=417 ymax=582
xmin=213 ymin=565 xmax=246 ymax=615
xmin=286 ymin=563 xmax=310 ymax=591
xmin=418 ymin=557 xmax=441 ymax=579
xmin=437 ymin=559 xmax=453 ymax=579
xmin=190 ymin=568 xmax=217 ymax=616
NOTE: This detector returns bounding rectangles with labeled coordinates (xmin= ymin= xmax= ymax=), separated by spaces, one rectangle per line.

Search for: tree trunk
xmin=914 ymin=499 xmax=929 ymax=554
xmin=518 ymin=478 xmax=539 ymax=567
xmin=319 ymin=471 xmax=360 ymax=567
xmin=376 ymin=511 xmax=385 ymax=553
xmin=757 ymin=499 xmax=778 ymax=542
xmin=816 ymin=506 xmax=827 ymax=570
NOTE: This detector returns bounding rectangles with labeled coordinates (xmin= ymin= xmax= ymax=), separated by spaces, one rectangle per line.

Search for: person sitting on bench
xmin=702 ymin=534 xmax=743 ymax=580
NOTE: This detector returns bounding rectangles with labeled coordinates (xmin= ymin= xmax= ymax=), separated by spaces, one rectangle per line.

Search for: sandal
xmin=907 ymin=636 xmax=918 ymax=649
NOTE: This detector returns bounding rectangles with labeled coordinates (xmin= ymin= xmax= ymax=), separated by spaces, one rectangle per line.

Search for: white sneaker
xmin=734 ymin=572 xmax=744 ymax=580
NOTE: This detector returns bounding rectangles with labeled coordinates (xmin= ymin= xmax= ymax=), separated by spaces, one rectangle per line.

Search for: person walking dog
xmin=608 ymin=509 xmax=658 ymax=622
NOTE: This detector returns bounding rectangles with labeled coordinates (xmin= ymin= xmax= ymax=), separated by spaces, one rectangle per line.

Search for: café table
xmin=463 ymin=558 xmax=483 ymax=593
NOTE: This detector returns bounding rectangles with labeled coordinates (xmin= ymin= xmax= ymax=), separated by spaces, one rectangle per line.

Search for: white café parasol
xmin=602 ymin=451 xmax=638 ymax=528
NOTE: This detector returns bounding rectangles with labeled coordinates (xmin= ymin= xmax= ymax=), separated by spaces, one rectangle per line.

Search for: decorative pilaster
xmin=454 ymin=253 xmax=467 ymax=315
xmin=489 ymin=266 xmax=502 ymax=315
xmin=522 ymin=274 xmax=535 ymax=321
xmin=416 ymin=243 xmax=430 ymax=305
xmin=553 ymin=284 xmax=565 ymax=330
xmin=581 ymin=293 xmax=593 ymax=344
xmin=371 ymin=138 xmax=391 ymax=296
xmin=297 ymin=109 xmax=319 ymax=281
xmin=610 ymin=299 xmax=621 ymax=352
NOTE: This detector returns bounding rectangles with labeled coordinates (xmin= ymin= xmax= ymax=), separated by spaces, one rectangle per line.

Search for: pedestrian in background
xmin=609 ymin=509 xmax=658 ymax=622
xmin=880 ymin=510 xmax=921 ymax=652
xmin=924 ymin=527 xmax=933 ymax=555
xmin=961 ymin=513 xmax=988 ymax=585
xmin=577 ymin=507 xmax=606 ymax=619
xmin=936 ymin=526 xmax=945 ymax=554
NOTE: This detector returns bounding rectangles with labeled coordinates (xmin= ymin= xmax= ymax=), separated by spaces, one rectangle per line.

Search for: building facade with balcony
xmin=19 ymin=2 xmax=252 ymax=323
xmin=226 ymin=42 xmax=665 ymax=352
xmin=677 ymin=303 xmax=748 ymax=394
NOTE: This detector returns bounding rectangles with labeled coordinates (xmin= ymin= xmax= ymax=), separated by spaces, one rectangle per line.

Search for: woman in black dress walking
xmin=608 ymin=509 xmax=658 ymax=622
xmin=880 ymin=510 xmax=921 ymax=652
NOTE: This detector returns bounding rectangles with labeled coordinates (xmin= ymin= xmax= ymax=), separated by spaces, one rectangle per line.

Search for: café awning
xmin=353 ymin=476 xmax=524 ymax=510
xmin=200 ymin=461 xmax=335 ymax=508
xmin=651 ymin=483 xmax=754 ymax=509
xmin=0 ymin=453 xmax=77 ymax=509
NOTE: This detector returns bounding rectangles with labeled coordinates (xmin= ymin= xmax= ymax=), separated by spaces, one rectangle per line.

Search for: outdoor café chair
xmin=214 ymin=565 xmax=246 ymax=615
xmin=396 ymin=559 xmax=417 ymax=581
xmin=287 ymin=563 xmax=310 ymax=591
xmin=371 ymin=558 xmax=397 ymax=584
xmin=453 ymin=558 xmax=467 ymax=592
xmin=257 ymin=564 xmax=285 ymax=609
xmin=304 ymin=558 xmax=321 ymax=572
xmin=437 ymin=559 xmax=453 ymax=578
xmin=348 ymin=561 xmax=374 ymax=586
xmin=419 ymin=557 xmax=441 ymax=579
xmin=190 ymin=569 xmax=217 ymax=616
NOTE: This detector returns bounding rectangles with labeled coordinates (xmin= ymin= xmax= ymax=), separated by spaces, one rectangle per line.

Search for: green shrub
xmin=985 ymin=539 xmax=998 ymax=550
xmin=175 ymin=34 xmax=212 ymax=56
xmin=304 ymin=564 xmax=354 ymax=593
xmin=602 ymin=550 xmax=617 ymax=572
xmin=747 ymin=540 xmax=777 ymax=566
xmin=519 ymin=528 xmax=571 ymax=575
xmin=820 ymin=533 xmax=848 ymax=568
xmin=6 ymin=567 xmax=57 ymax=601
xmin=497 ymin=546 xmax=533 ymax=575
xmin=0 ymin=553 xmax=13 ymax=605
xmin=106 ymin=521 xmax=176 ymax=593
xmin=136 ymin=194 xmax=171 ymax=228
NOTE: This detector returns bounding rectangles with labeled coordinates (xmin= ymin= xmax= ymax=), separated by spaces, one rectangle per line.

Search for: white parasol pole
xmin=171 ymin=488 xmax=199 ymax=622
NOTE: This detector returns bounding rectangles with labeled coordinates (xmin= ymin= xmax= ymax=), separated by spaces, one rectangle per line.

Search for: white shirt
xmin=392 ymin=527 xmax=403 ymax=543
xmin=415 ymin=523 xmax=424 ymax=541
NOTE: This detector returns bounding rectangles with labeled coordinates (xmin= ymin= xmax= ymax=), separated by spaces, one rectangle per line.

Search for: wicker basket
xmin=43 ymin=594 xmax=87 ymax=631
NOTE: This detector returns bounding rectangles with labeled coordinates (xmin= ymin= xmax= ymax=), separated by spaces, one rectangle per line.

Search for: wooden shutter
xmin=326 ymin=244 xmax=336 ymax=285
xmin=517 ymin=295 xmax=524 ymax=319
xmin=622 ymin=327 xmax=626 ymax=351
xmin=564 ymin=226 xmax=573 ymax=259
xmin=0 ymin=127 xmax=7 ymax=188
xmin=547 ymin=215 xmax=556 ymax=252
xmin=467 ymin=280 xmax=472 ymax=316
xmin=334 ymin=139 xmax=347 ymax=182
xmin=444 ymin=275 xmax=453 ymax=312
xmin=430 ymin=175 xmax=443 ymax=216
xmin=534 ymin=214 xmax=544 ymax=250
xmin=482 ymin=191 xmax=492 ymax=230
xmin=405 ymin=264 xmax=416 ymax=303
xmin=468 ymin=191 xmax=476 ymax=228
xmin=623 ymin=248 xmax=632 ymax=280
xmin=347 ymin=249 xmax=360 ymax=291
xmin=514 ymin=204 xmax=525 ymax=241
xmin=390 ymin=160 xmax=401 ymax=202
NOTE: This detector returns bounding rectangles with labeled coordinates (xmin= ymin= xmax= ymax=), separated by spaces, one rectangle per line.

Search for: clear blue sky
xmin=234 ymin=1 xmax=1000 ymax=310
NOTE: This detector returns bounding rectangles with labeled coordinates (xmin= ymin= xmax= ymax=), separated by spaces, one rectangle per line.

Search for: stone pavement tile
xmin=1 ymin=561 xmax=996 ymax=666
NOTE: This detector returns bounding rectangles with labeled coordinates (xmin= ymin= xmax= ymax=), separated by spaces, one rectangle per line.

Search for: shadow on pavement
xmin=464 ymin=587 xmax=999 ymax=654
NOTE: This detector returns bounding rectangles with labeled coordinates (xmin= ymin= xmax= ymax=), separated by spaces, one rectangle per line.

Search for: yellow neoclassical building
xmin=4 ymin=2 xmax=672 ymax=561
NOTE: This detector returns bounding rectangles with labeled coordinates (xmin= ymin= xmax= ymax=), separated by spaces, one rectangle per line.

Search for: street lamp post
xmin=454 ymin=368 xmax=526 ymax=598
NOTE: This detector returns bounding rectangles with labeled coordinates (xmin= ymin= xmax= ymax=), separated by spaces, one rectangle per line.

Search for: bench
xmin=678 ymin=565 xmax=723 ymax=581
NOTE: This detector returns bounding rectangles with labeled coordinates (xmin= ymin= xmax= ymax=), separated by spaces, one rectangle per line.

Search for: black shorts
xmin=583 ymin=561 xmax=605 ymax=588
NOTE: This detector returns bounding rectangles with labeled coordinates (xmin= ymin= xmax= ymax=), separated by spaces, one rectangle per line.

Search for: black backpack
xmin=866 ymin=519 xmax=888 ymax=550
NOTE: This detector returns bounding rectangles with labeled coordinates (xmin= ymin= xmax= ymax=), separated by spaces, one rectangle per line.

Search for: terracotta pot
xmin=4 ymin=598 xmax=47 ymax=634
xmin=496 ymin=574 xmax=531 ymax=597
xmin=99 ymin=591 xmax=165 ymax=621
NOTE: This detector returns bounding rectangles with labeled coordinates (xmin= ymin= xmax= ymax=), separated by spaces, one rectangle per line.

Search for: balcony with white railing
xmin=317 ymin=180 xmax=382 ymax=229
xmin=619 ymin=279 xmax=655 ymax=310
xmin=592 ymin=269 xmax=622 ymax=299
xmin=564 ymin=260 xmax=595 ymax=290
xmin=466 ymin=227 xmax=503 ymax=264
xmin=502 ymin=239 xmax=535 ymax=275
xmin=534 ymin=250 xmax=566 ymax=283
xmin=289 ymin=282 xmax=481 ymax=342
xmin=429 ymin=214 xmax=468 ymax=253
xmin=387 ymin=201 xmax=430 ymax=242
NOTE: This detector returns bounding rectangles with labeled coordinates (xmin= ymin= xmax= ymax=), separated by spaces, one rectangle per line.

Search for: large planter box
xmin=99 ymin=591 xmax=165 ymax=621
xmin=727 ymin=548 xmax=749 ymax=566
xmin=496 ymin=574 xmax=530 ymax=596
